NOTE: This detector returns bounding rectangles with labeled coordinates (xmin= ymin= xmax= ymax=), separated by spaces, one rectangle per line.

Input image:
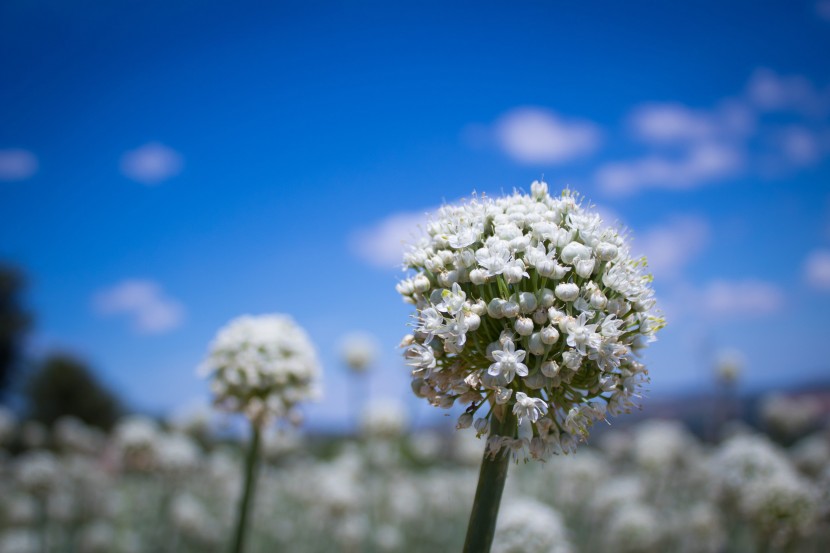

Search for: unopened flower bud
xmin=595 ymin=242 xmax=618 ymax=261
xmin=554 ymin=282 xmax=580 ymax=302
xmin=575 ymin=258 xmax=595 ymax=278
xmin=514 ymin=317 xmax=534 ymax=336
xmin=560 ymin=242 xmax=590 ymax=265
xmin=541 ymin=361 xmax=560 ymax=377
xmin=590 ymin=289 xmax=607 ymax=309
xmin=501 ymin=301 xmax=520 ymax=319
xmin=538 ymin=288 xmax=555 ymax=308
xmin=469 ymin=269 xmax=489 ymax=285
xmin=540 ymin=326 xmax=559 ymax=345
xmin=469 ymin=300 xmax=485 ymax=316
xmin=528 ymin=333 xmax=545 ymax=355
xmin=487 ymin=298 xmax=505 ymax=319
xmin=413 ymin=274 xmax=431 ymax=293
xmin=456 ymin=412 xmax=473 ymax=429
xmin=518 ymin=292 xmax=537 ymax=314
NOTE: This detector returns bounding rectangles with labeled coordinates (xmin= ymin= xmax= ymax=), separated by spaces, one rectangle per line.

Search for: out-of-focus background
xmin=1 ymin=1 xmax=830 ymax=552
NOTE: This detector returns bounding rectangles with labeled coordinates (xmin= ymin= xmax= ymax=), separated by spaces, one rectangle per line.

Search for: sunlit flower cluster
xmin=397 ymin=181 xmax=664 ymax=459
xmin=200 ymin=314 xmax=320 ymax=425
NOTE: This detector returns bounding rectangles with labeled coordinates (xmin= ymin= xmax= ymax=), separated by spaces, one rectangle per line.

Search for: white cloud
xmin=596 ymin=143 xmax=743 ymax=196
xmin=120 ymin=142 xmax=183 ymax=185
xmin=628 ymin=103 xmax=720 ymax=144
xmin=0 ymin=149 xmax=38 ymax=181
xmin=635 ymin=216 xmax=710 ymax=279
xmin=700 ymin=279 xmax=784 ymax=317
xmin=93 ymin=280 xmax=185 ymax=334
xmin=599 ymin=69 xmax=830 ymax=197
xmin=471 ymin=107 xmax=602 ymax=164
xmin=778 ymin=126 xmax=823 ymax=167
xmin=349 ymin=209 xmax=431 ymax=269
xmin=746 ymin=68 xmax=828 ymax=117
xmin=628 ymin=101 xmax=753 ymax=145
xmin=804 ymin=250 xmax=830 ymax=290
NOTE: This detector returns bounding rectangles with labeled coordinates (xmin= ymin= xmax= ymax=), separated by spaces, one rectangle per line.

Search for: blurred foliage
xmin=0 ymin=264 xmax=32 ymax=398
xmin=25 ymin=353 xmax=123 ymax=431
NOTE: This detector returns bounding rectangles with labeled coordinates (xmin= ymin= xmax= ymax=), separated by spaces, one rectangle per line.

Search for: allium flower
xmin=113 ymin=415 xmax=161 ymax=472
xmin=339 ymin=331 xmax=380 ymax=373
xmin=170 ymin=493 xmax=221 ymax=544
xmin=604 ymin=502 xmax=661 ymax=553
xmin=360 ymin=398 xmax=409 ymax=439
xmin=710 ymin=433 xmax=818 ymax=547
xmin=14 ymin=450 xmax=59 ymax=495
xmin=759 ymin=393 xmax=822 ymax=443
xmin=491 ymin=498 xmax=573 ymax=553
xmin=200 ymin=314 xmax=321 ymax=425
xmin=156 ymin=432 xmax=202 ymax=474
xmin=397 ymin=182 xmax=664 ymax=460
xmin=632 ymin=419 xmax=699 ymax=473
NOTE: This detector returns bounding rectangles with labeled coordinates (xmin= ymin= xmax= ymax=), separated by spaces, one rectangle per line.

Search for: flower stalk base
xmin=462 ymin=408 xmax=515 ymax=553
xmin=230 ymin=423 xmax=261 ymax=553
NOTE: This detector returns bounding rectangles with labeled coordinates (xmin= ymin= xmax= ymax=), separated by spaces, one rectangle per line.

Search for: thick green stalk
xmin=230 ymin=422 xmax=262 ymax=553
xmin=462 ymin=407 xmax=515 ymax=553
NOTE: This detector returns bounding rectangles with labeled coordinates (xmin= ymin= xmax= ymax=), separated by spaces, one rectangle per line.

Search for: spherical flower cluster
xmin=360 ymin=399 xmax=409 ymax=439
xmin=340 ymin=332 xmax=379 ymax=373
xmin=759 ymin=393 xmax=822 ymax=442
xmin=491 ymin=498 xmax=572 ymax=553
xmin=397 ymin=182 xmax=663 ymax=460
xmin=200 ymin=314 xmax=321 ymax=426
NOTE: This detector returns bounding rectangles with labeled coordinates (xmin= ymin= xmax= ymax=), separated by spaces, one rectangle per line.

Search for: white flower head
xmin=340 ymin=331 xmax=380 ymax=373
xmin=396 ymin=183 xmax=664 ymax=460
xmin=200 ymin=314 xmax=321 ymax=426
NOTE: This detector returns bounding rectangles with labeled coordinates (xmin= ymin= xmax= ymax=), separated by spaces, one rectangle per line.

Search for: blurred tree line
xmin=1 ymin=263 xmax=123 ymax=430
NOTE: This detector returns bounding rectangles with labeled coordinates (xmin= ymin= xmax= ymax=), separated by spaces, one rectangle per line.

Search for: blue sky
xmin=1 ymin=0 xmax=830 ymax=430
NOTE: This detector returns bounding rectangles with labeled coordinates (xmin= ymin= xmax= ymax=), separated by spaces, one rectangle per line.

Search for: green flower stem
xmin=230 ymin=422 xmax=262 ymax=553
xmin=462 ymin=406 xmax=515 ymax=553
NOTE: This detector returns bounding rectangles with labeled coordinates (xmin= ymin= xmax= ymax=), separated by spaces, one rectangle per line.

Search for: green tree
xmin=0 ymin=264 xmax=31 ymax=398
xmin=26 ymin=354 xmax=123 ymax=430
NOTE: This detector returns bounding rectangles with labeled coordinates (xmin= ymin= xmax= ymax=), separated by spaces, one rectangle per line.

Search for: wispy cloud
xmin=746 ymin=68 xmax=829 ymax=117
xmin=0 ymin=149 xmax=38 ymax=181
xmin=774 ymin=126 xmax=824 ymax=167
xmin=466 ymin=107 xmax=602 ymax=165
xmin=349 ymin=209 xmax=431 ymax=269
xmin=804 ymin=250 xmax=830 ymax=290
xmin=627 ymin=102 xmax=753 ymax=145
xmin=635 ymin=216 xmax=710 ymax=279
xmin=120 ymin=142 xmax=183 ymax=185
xmin=596 ymin=68 xmax=830 ymax=196
xmin=699 ymin=279 xmax=784 ymax=317
xmin=93 ymin=279 xmax=185 ymax=334
xmin=596 ymin=143 xmax=744 ymax=196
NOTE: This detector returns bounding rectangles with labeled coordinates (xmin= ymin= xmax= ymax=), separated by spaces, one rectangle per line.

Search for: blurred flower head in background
xmin=339 ymin=331 xmax=380 ymax=374
xmin=200 ymin=314 xmax=321 ymax=426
